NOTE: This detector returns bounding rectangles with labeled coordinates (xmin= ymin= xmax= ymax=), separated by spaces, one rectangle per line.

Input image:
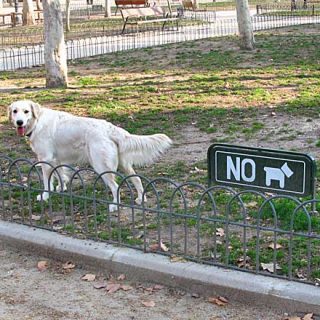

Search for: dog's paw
xmin=36 ymin=193 xmax=49 ymax=202
xmin=56 ymin=183 xmax=67 ymax=193
xmin=135 ymin=196 xmax=147 ymax=205
xmin=109 ymin=204 xmax=118 ymax=212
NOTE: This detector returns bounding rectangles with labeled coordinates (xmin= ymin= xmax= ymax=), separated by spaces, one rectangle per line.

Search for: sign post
xmin=208 ymin=144 xmax=316 ymax=197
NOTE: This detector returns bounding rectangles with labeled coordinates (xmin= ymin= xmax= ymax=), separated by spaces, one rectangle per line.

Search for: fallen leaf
xmin=246 ymin=201 xmax=258 ymax=209
xmin=106 ymin=283 xmax=121 ymax=294
xmin=217 ymin=296 xmax=228 ymax=304
xmin=268 ymin=242 xmax=283 ymax=250
xmin=149 ymin=241 xmax=169 ymax=252
xmin=149 ymin=243 xmax=159 ymax=251
xmin=261 ymin=262 xmax=281 ymax=273
xmin=37 ymin=260 xmax=48 ymax=272
xmin=62 ymin=261 xmax=76 ymax=270
xmin=296 ymin=271 xmax=307 ymax=280
xmin=170 ymin=255 xmax=187 ymax=263
xmin=81 ymin=274 xmax=96 ymax=282
xmin=93 ymin=282 xmax=108 ymax=289
xmin=160 ymin=241 xmax=169 ymax=252
xmin=141 ymin=300 xmax=155 ymax=307
xmin=120 ymin=285 xmax=133 ymax=291
xmin=302 ymin=313 xmax=314 ymax=320
xmin=191 ymin=293 xmax=200 ymax=298
xmin=117 ymin=274 xmax=126 ymax=281
xmin=216 ymin=228 xmax=225 ymax=237
xmin=208 ymin=296 xmax=228 ymax=306
xmin=189 ymin=166 xmax=205 ymax=174
xmin=237 ymin=256 xmax=251 ymax=268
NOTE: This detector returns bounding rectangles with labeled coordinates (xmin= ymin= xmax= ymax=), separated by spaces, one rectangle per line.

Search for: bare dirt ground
xmin=0 ymin=240 xmax=289 ymax=320
xmin=163 ymin=112 xmax=320 ymax=166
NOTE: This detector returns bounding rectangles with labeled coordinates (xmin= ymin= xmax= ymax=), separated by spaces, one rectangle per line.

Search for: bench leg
xmin=162 ymin=20 xmax=167 ymax=30
xmin=122 ymin=20 xmax=128 ymax=34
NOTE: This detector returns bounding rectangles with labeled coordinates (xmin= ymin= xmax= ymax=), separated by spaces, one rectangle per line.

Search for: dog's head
xmin=8 ymin=100 xmax=41 ymax=137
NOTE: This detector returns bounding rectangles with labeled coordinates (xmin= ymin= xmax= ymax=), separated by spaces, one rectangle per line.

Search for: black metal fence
xmin=1 ymin=13 xmax=320 ymax=71
xmin=0 ymin=156 xmax=319 ymax=285
xmin=257 ymin=3 xmax=320 ymax=15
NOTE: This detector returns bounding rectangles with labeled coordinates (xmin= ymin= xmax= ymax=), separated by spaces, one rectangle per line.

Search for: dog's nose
xmin=16 ymin=120 xmax=23 ymax=127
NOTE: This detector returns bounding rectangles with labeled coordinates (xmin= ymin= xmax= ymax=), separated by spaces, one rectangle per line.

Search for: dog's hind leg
xmin=55 ymin=167 xmax=71 ymax=192
xmin=119 ymin=163 xmax=146 ymax=205
xmin=89 ymin=142 xmax=120 ymax=212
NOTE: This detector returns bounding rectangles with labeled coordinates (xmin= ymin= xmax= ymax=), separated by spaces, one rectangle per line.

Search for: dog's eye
xmin=13 ymin=110 xmax=17 ymax=114
xmin=24 ymin=110 xmax=29 ymax=114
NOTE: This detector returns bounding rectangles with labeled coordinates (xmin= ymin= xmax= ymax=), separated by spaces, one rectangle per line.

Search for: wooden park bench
xmin=0 ymin=13 xmax=13 ymax=27
xmin=120 ymin=6 xmax=179 ymax=33
xmin=0 ymin=12 xmax=23 ymax=27
xmin=115 ymin=0 xmax=149 ymax=15
xmin=34 ymin=9 xmax=43 ymax=22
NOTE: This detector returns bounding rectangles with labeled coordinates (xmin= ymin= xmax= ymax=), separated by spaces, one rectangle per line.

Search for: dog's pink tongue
xmin=17 ymin=127 xmax=26 ymax=136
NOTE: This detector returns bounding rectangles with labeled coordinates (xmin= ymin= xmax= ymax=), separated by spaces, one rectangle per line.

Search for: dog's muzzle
xmin=16 ymin=120 xmax=26 ymax=136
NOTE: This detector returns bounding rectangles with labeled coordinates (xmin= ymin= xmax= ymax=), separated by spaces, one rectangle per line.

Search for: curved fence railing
xmin=0 ymin=155 xmax=319 ymax=285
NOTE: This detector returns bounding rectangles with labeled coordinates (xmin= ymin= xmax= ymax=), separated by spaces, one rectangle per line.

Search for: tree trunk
xmin=36 ymin=0 xmax=42 ymax=10
xmin=236 ymin=0 xmax=255 ymax=50
xmin=43 ymin=0 xmax=68 ymax=88
xmin=65 ymin=0 xmax=71 ymax=32
xmin=0 ymin=0 xmax=3 ymax=9
xmin=22 ymin=0 xmax=35 ymax=25
xmin=104 ymin=0 xmax=111 ymax=17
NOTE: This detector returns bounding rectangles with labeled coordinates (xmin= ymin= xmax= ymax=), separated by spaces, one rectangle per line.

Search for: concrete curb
xmin=0 ymin=221 xmax=319 ymax=314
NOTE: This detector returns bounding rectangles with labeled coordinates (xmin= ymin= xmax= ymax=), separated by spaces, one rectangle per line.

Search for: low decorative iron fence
xmin=0 ymin=156 xmax=319 ymax=285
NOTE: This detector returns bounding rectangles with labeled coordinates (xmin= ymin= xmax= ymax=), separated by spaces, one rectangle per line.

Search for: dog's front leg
xmin=36 ymin=163 xmax=54 ymax=201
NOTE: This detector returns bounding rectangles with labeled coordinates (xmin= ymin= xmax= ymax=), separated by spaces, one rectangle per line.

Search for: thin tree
xmin=65 ymin=0 xmax=71 ymax=32
xmin=22 ymin=0 xmax=36 ymax=25
xmin=104 ymin=0 xmax=111 ymax=17
xmin=42 ymin=0 xmax=68 ymax=88
xmin=236 ymin=0 xmax=255 ymax=50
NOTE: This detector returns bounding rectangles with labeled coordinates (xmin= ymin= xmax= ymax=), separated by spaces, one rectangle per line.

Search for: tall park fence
xmin=1 ymin=13 xmax=320 ymax=71
xmin=0 ymin=156 xmax=319 ymax=285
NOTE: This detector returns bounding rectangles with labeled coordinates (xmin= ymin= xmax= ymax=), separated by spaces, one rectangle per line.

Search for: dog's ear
xmin=30 ymin=102 xmax=41 ymax=119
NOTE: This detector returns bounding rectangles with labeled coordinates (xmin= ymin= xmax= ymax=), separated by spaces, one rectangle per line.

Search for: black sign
xmin=208 ymin=144 xmax=316 ymax=197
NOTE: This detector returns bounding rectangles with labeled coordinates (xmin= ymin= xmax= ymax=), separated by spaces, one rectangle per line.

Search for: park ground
xmin=0 ymin=25 xmax=320 ymax=319
xmin=0 ymin=239 xmax=295 ymax=320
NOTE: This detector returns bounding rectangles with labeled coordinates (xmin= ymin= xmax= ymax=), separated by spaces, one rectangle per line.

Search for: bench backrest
xmin=182 ymin=0 xmax=195 ymax=10
xmin=121 ymin=6 xmax=165 ymax=19
xmin=116 ymin=0 xmax=148 ymax=6
xmin=116 ymin=0 xmax=135 ymax=5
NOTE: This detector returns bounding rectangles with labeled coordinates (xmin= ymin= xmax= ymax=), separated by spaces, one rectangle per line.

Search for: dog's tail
xmin=111 ymin=127 xmax=172 ymax=167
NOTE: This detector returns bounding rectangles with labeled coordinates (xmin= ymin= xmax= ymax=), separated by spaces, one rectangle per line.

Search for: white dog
xmin=8 ymin=100 xmax=172 ymax=211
